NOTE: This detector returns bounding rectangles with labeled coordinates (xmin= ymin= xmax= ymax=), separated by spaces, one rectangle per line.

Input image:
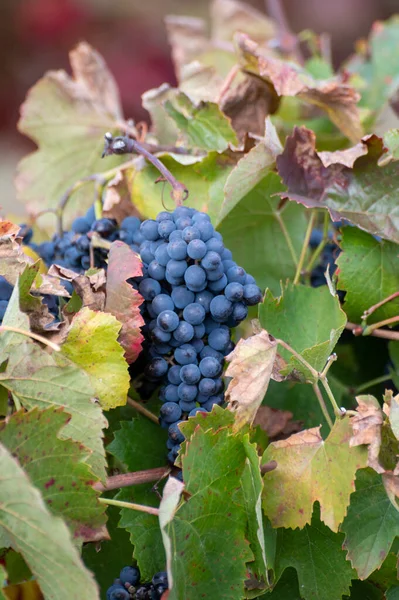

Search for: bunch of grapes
xmin=107 ymin=565 xmax=168 ymax=600
xmin=134 ymin=206 xmax=262 ymax=464
xmin=309 ymin=229 xmax=340 ymax=288
xmin=22 ymin=206 xmax=144 ymax=274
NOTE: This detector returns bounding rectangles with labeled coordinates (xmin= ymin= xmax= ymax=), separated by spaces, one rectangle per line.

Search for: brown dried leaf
xmin=350 ymin=395 xmax=384 ymax=474
xmin=225 ymin=329 xmax=278 ymax=430
xmin=237 ymin=33 xmax=362 ymax=142
xmin=48 ymin=265 xmax=106 ymax=312
xmin=220 ymin=74 xmax=279 ymax=141
xmin=102 ymin=170 xmax=141 ymax=224
xmin=382 ymin=472 xmax=399 ymax=510
xmin=318 ymin=140 xmax=370 ymax=168
xmin=253 ymin=405 xmax=303 ymax=440
xmin=105 ymin=242 xmax=144 ymax=364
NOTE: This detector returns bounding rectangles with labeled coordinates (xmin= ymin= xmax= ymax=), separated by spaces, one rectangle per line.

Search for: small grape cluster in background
xmin=134 ymin=206 xmax=262 ymax=465
xmin=107 ymin=565 xmax=168 ymax=600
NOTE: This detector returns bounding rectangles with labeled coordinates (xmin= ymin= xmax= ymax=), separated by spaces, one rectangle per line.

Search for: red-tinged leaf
xmin=349 ymin=395 xmax=384 ymax=474
xmin=262 ymin=418 xmax=368 ymax=531
xmin=105 ymin=241 xmax=144 ymax=364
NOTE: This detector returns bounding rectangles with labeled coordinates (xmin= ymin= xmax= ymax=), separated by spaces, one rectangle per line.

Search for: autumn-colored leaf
xmin=225 ymin=330 xmax=278 ymax=431
xmin=262 ymin=417 xmax=367 ymax=531
xmin=105 ymin=242 xmax=144 ymax=364
xmin=253 ymin=405 xmax=303 ymax=440
xmin=48 ymin=265 xmax=106 ymax=312
xmin=237 ymin=34 xmax=362 ymax=142
xmin=350 ymin=395 xmax=384 ymax=474
xmin=102 ymin=170 xmax=141 ymax=224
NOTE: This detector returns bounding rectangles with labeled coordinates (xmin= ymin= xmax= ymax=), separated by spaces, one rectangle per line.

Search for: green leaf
xmin=131 ymin=152 xmax=235 ymax=222
xmin=0 ymin=407 xmax=106 ymax=542
xmin=218 ymin=173 xmax=308 ymax=295
xmin=336 ymin=228 xmax=399 ymax=324
xmin=165 ymin=425 xmax=253 ymax=600
xmin=217 ymin=120 xmax=282 ymax=223
xmin=164 ymin=92 xmax=238 ymax=152
xmin=387 ymin=587 xmax=399 ymax=600
xmin=348 ymin=17 xmax=399 ymax=111
xmin=259 ymin=284 xmax=347 ymax=381
xmin=262 ymin=418 xmax=367 ymax=531
xmin=82 ymin=505 xmax=132 ymax=598
xmin=275 ymin=506 xmax=356 ymax=600
xmin=0 ymin=443 xmax=99 ymax=600
xmin=382 ymin=129 xmax=399 ymax=163
xmin=16 ymin=43 xmax=124 ymax=224
xmin=107 ymin=417 xmax=168 ymax=580
xmin=241 ymin=436 xmax=270 ymax=595
xmin=61 ymin=307 xmax=130 ymax=410
xmin=345 ymin=580 xmax=384 ymax=600
xmin=0 ymin=282 xmax=107 ymax=482
xmin=341 ymin=468 xmax=399 ymax=579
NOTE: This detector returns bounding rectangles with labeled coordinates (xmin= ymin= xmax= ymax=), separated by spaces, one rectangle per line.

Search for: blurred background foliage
xmin=1 ymin=0 xmax=398 ymax=215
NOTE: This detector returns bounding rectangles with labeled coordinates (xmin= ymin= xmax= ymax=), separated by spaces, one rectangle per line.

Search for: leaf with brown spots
xmin=0 ymin=442 xmax=100 ymax=600
xmin=105 ymin=241 xmax=144 ymax=364
xmin=225 ymin=329 xmax=278 ymax=431
xmin=0 ymin=407 xmax=107 ymax=543
xmin=350 ymin=395 xmax=384 ymax=474
xmin=262 ymin=417 xmax=367 ymax=531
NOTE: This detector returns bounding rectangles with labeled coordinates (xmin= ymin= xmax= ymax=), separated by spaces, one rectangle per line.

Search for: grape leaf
xmin=218 ymin=172 xmax=308 ymax=295
xmin=16 ymin=42 xmax=124 ymax=223
xmin=341 ymin=468 xmax=399 ymax=580
xmin=237 ymin=34 xmax=362 ymax=142
xmin=105 ymin=242 xmax=144 ymax=365
xmin=165 ymin=425 xmax=253 ymax=600
xmin=61 ymin=307 xmax=130 ymax=410
xmin=0 ymin=443 xmax=100 ymax=600
xmin=263 ymin=568 xmax=301 ymax=599
xmin=217 ymin=118 xmax=283 ymax=222
xmin=387 ymin=587 xmax=399 ymax=600
xmin=0 ymin=280 xmax=107 ymax=482
xmin=0 ymin=407 xmax=106 ymax=543
xmin=336 ymin=228 xmax=399 ymax=324
xmin=277 ymin=128 xmax=399 ymax=244
xmin=274 ymin=506 xmax=356 ymax=600
xmin=225 ymin=330 xmax=278 ymax=431
xmin=107 ymin=417 xmax=168 ymax=580
xmin=262 ymin=417 xmax=367 ymax=531
xmin=259 ymin=284 xmax=347 ymax=382
xmin=164 ymin=92 xmax=238 ymax=152
xmin=131 ymin=152 xmax=235 ymax=222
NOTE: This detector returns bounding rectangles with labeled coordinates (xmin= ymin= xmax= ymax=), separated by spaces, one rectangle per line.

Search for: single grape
xmin=145 ymin=357 xmax=168 ymax=379
xmin=156 ymin=211 xmax=173 ymax=222
xmin=139 ymin=278 xmax=161 ymax=301
xmin=152 ymin=327 xmax=171 ymax=344
xmin=221 ymin=248 xmax=233 ymax=260
xmin=206 ymin=237 xmax=224 ymax=254
xmin=152 ymin=294 xmax=175 ymax=315
xmin=71 ymin=216 xmax=91 ymax=234
xmin=193 ymin=323 xmax=206 ymax=338
xmin=167 ymin=444 xmax=181 ymax=464
xmin=147 ymin=260 xmax=166 ymax=280
xmin=174 ymin=344 xmax=197 ymax=365
xmin=173 ymin=321 xmax=194 ymax=343
xmin=120 ymin=566 xmax=140 ymax=586
xmin=168 ymin=365 xmax=182 ymax=385
xmin=191 ymin=337 xmax=205 ymax=354
xmin=171 ymin=286 xmax=195 ymax=309
xmin=182 ymin=302 xmax=206 ymax=325
xmin=167 ymin=259 xmax=188 ymax=278
xmin=160 ymin=402 xmax=182 ymax=423
xmin=154 ymin=243 xmax=170 ymax=266
xmin=92 ymin=218 xmax=117 ymax=238
xmin=201 ymin=251 xmax=222 ymax=271
xmin=208 ymin=327 xmax=231 ymax=352
xmin=167 ymin=239 xmax=187 ymax=260
xmin=227 ymin=265 xmax=246 ymax=284
xmin=178 ymin=383 xmax=198 ymax=402
xmin=199 ymin=377 xmax=218 ymax=396
xmin=158 ymin=220 xmax=176 ymax=239
xmin=208 ymin=274 xmax=228 ymax=293
xmin=189 ymin=407 xmax=207 ymax=417
xmin=168 ymin=421 xmax=185 ymax=443
xmin=199 ymin=356 xmax=223 ymax=378
xmin=184 ymin=265 xmax=206 ymax=291
xmin=196 ymin=220 xmax=214 ymax=241
xmin=187 ymin=238 xmax=207 ymax=259
xmin=106 ymin=584 xmax=130 ymax=600
xmin=157 ymin=310 xmax=179 ymax=332
xmin=152 ymin=572 xmax=168 ymax=589
xmin=140 ymin=220 xmax=160 ymax=241
xmin=225 ymin=282 xmax=244 ymax=302
xmin=179 ymin=400 xmax=197 ymax=413
xmin=232 ymin=301 xmax=248 ymax=322
xmin=164 ymin=384 xmax=179 ymax=403
xmin=203 ymin=396 xmax=224 ymax=411
xmin=243 ymin=284 xmax=263 ymax=305
xmin=180 ymin=363 xmax=201 ymax=384
xmin=182 ymin=226 xmax=201 ymax=243
xmin=175 ymin=216 xmax=192 ymax=230
xmin=210 ymin=295 xmax=233 ymax=322
xmin=121 ymin=216 xmax=141 ymax=231
xmin=195 ymin=290 xmax=214 ymax=312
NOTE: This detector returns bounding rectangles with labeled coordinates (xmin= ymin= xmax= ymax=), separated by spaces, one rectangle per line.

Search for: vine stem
xmin=98 ymin=497 xmax=159 ymax=516
xmin=0 ymin=326 xmax=61 ymax=352
xmin=361 ymin=291 xmax=399 ymax=319
xmin=293 ymin=211 xmax=316 ymax=284
xmin=127 ymin=397 xmax=160 ymax=425
xmin=312 ymin=383 xmax=333 ymax=429
xmin=346 ymin=321 xmax=399 ymax=341
xmin=102 ymin=134 xmax=188 ymax=206
xmin=363 ymin=316 xmax=399 ymax=335
xmin=355 ymin=374 xmax=393 ymax=394
xmin=276 ymin=338 xmax=318 ymax=380
xmin=319 ymin=377 xmax=341 ymax=417
xmin=93 ymin=466 xmax=170 ymax=492
xmin=275 ymin=213 xmax=298 ymax=267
